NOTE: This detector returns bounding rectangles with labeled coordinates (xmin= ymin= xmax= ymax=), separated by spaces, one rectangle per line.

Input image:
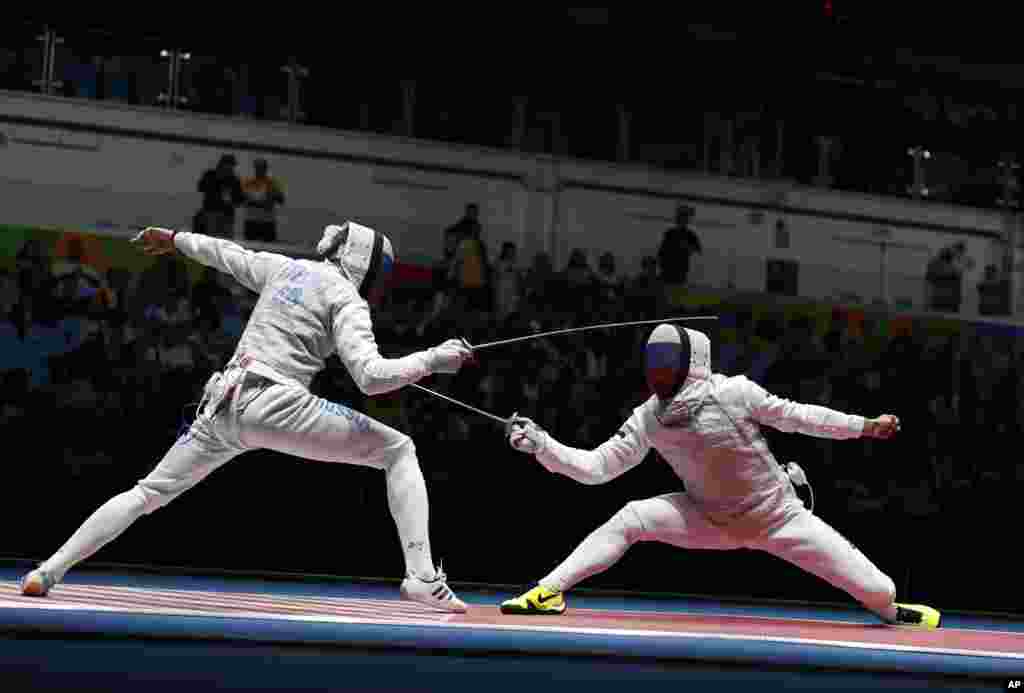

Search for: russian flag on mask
xmin=645 ymin=324 xmax=687 ymax=392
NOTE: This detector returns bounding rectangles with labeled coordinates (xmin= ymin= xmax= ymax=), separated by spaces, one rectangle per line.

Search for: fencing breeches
xmin=40 ymin=369 xmax=436 ymax=583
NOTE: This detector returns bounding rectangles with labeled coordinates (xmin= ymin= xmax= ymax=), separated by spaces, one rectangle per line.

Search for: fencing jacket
xmin=533 ymin=333 xmax=866 ymax=538
xmin=173 ymin=232 xmax=431 ymax=394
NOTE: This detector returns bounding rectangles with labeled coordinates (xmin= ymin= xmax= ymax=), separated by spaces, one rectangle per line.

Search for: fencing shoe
xmin=890 ymin=603 xmax=941 ymax=628
xmin=20 ymin=568 xmax=56 ymax=597
xmin=400 ymin=566 xmax=467 ymax=614
xmin=500 ymin=584 xmax=566 ymax=615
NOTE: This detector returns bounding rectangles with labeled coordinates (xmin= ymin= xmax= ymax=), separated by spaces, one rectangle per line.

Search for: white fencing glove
xmin=425 ymin=338 xmax=474 ymax=375
xmin=507 ymin=415 xmax=549 ymax=455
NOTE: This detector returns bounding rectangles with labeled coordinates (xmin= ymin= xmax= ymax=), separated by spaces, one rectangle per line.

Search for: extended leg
xmin=383 ymin=438 xmax=435 ymax=580
xmin=750 ymin=508 xmax=940 ymax=627
xmin=537 ymin=502 xmax=647 ymax=595
xmin=24 ymin=420 xmax=239 ymax=595
xmin=502 ymin=493 xmax=738 ymax=614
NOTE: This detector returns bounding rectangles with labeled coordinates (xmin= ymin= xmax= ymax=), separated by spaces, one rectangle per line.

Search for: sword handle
xmin=460 ymin=337 xmax=479 ymax=366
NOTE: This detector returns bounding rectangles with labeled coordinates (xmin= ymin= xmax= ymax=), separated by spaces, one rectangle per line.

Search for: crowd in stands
xmin=2 ymin=219 xmax=1021 ymax=608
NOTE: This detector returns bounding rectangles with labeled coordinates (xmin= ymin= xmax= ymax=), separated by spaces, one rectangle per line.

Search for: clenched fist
xmin=506 ymin=415 xmax=549 ymax=455
xmin=131 ymin=227 xmax=177 ymax=256
xmin=863 ymin=414 xmax=900 ymax=439
xmin=425 ymin=338 xmax=475 ymax=375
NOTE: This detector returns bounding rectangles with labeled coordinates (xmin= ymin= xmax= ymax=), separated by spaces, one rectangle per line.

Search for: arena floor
xmin=1 ymin=561 xmax=1021 ymax=691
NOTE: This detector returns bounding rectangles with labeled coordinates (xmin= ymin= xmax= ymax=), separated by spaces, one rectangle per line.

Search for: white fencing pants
xmin=39 ymin=368 xmax=437 ymax=583
xmin=541 ymin=488 xmax=897 ymax=619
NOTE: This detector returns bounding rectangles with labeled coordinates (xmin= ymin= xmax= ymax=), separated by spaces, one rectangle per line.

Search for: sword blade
xmin=470 ymin=315 xmax=718 ymax=350
xmin=410 ymin=384 xmax=510 ymax=425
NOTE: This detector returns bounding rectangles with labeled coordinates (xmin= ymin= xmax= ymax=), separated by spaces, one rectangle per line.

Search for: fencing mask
xmin=317 ymin=221 xmax=394 ymax=298
xmin=644 ymin=324 xmax=712 ymax=400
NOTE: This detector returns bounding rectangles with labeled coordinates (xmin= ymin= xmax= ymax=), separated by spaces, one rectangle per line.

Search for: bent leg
xmin=39 ymin=420 xmax=240 ymax=583
xmin=749 ymin=508 xmax=897 ymax=620
xmin=540 ymin=492 xmax=739 ymax=592
xmin=238 ymin=384 xmax=435 ymax=579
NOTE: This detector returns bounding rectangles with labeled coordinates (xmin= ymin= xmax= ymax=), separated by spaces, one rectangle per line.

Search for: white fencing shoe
xmin=399 ymin=565 xmax=467 ymax=613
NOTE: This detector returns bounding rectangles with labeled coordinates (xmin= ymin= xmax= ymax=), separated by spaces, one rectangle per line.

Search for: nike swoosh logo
xmin=536 ymin=592 xmax=560 ymax=604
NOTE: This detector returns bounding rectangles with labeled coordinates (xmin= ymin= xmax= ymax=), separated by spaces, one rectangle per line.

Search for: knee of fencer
xmin=609 ymin=502 xmax=647 ymax=545
xmin=381 ymin=435 xmax=416 ymax=471
xmin=134 ymin=483 xmax=175 ymax=515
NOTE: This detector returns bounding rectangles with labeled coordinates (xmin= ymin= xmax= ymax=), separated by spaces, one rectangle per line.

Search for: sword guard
xmin=460 ymin=337 xmax=479 ymax=367
xmin=506 ymin=411 xmax=522 ymax=433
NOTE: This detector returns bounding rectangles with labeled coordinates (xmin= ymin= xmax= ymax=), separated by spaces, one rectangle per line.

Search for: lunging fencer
xmin=500 ymin=324 xmax=941 ymax=628
xmin=21 ymin=222 xmax=474 ymax=612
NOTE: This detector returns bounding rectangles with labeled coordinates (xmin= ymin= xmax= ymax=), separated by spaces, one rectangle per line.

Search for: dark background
xmin=1 ymin=7 xmax=1022 ymax=616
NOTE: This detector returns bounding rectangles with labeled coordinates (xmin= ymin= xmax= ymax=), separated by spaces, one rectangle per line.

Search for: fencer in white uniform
xmin=500 ymin=324 xmax=941 ymax=627
xmin=21 ymin=223 xmax=473 ymax=612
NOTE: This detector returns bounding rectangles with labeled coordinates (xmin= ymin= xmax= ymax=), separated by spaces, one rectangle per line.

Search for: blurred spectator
xmin=493 ymin=241 xmax=523 ymax=319
xmin=523 ymin=251 xmax=557 ymax=315
xmin=657 ymin=204 xmax=702 ymax=284
xmin=134 ymin=255 xmax=192 ymax=319
xmin=746 ymin=313 xmax=784 ymax=383
xmin=763 ymin=316 xmax=827 ymax=422
xmin=625 ymin=256 xmax=665 ymax=320
xmin=563 ymin=249 xmax=594 ymax=286
xmin=0 ymin=366 xmax=29 ymax=429
xmin=143 ymin=292 xmax=204 ymax=400
xmin=878 ymin=335 xmax=929 ymax=474
xmin=0 ymin=279 xmax=25 ymax=383
xmin=925 ymin=245 xmax=958 ymax=312
xmin=448 ymin=206 xmax=492 ymax=314
xmin=716 ymin=308 xmax=755 ymax=375
xmin=191 ymin=266 xmax=233 ymax=331
xmin=443 ymin=203 xmax=483 ymax=269
xmin=976 ymin=263 xmax=1010 ymax=316
xmin=242 ymin=158 xmax=286 ymax=242
xmin=7 ymin=292 xmax=67 ymax=389
xmin=195 ymin=154 xmax=244 ymax=238
xmin=15 ymin=239 xmax=54 ymax=305
xmin=925 ymin=241 xmax=971 ymax=313
xmin=0 ymin=269 xmax=18 ymax=318
xmin=563 ymin=249 xmax=596 ymax=315
xmin=51 ymin=235 xmax=112 ymax=314
xmin=594 ymin=251 xmax=626 ymax=318
xmin=104 ymin=267 xmax=134 ymax=318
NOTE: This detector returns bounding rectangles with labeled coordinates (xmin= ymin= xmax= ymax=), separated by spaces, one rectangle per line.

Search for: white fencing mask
xmin=644 ymin=324 xmax=712 ymax=400
xmin=317 ymin=221 xmax=394 ymax=298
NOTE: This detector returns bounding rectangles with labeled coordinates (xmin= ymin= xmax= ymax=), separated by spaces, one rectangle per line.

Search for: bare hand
xmin=864 ymin=414 xmax=900 ymax=439
xmin=131 ymin=227 xmax=177 ymax=256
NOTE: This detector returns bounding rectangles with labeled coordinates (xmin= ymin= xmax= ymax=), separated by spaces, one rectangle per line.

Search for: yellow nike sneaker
xmin=500 ymin=585 xmax=566 ymax=615
xmin=892 ymin=603 xmax=941 ymax=628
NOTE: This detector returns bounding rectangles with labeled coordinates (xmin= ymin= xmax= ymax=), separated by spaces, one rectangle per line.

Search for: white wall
xmin=0 ymin=89 xmax=1011 ymax=313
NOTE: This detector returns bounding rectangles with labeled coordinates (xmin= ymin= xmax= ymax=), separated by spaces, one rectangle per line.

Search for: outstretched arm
xmin=742 ymin=377 xmax=897 ymax=440
xmin=132 ymin=227 xmax=286 ymax=293
xmin=507 ymin=406 xmax=652 ymax=485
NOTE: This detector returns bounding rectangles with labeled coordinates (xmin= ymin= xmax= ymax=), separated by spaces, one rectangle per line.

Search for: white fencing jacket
xmin=533 ymin=333 xmax=866 ymax=538
xmin=174 ymin=232 xmax=431 ymax=394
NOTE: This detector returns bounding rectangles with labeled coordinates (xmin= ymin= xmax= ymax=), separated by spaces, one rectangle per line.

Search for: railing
xmin=3 ymin=21 xmax=1022 ymax=214
xmin=688 ymin=248 xmax=953 ymax=315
